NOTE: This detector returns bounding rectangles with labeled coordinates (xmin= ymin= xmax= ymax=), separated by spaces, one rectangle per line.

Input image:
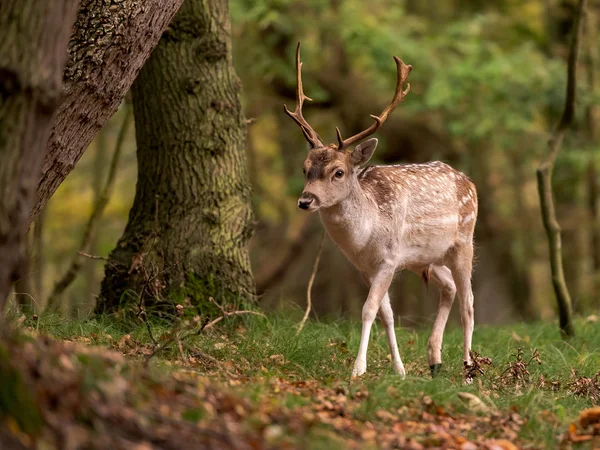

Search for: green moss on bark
xmin=97 ymin=0 xmax=255 ymax=315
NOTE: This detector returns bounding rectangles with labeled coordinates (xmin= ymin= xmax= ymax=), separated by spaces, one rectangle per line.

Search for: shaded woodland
xmin=12 ymin=0 xmax=600 ymax=326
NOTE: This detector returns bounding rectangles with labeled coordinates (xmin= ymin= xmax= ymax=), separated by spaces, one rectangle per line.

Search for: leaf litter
xmin=0 ymin=326 xmax=598 ymax=449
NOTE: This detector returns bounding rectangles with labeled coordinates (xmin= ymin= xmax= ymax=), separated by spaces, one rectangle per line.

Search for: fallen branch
xmin=203 ymin=310 xmax=267 ymax=330
xmin=536 ymin=0 xmax=587 ymax=338
xmin=143 ymin=299 xmax=266 ymax=367
xmin=144 ymin=316 xmax=210 ymax=367
xmin=46 ymin=106 xmax=132 ymax=311
xmin=296 ymin=231 xmax=325 ymax=336
xmin=204 ymin=296 xmax=266 ymax=330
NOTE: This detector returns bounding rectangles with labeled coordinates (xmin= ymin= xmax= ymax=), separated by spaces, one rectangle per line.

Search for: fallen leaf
xmin=580 ymin=407 xmax=600 ymax=428
xmin=486 ymin=439 xmax=518 ymax=450
xmin=457 ymin=392 xmax=489 ymax=413
xmin=269 ymin=354 xmax=285 ymax=365
xmin=118 ymin=334 xmax=131 ymax=351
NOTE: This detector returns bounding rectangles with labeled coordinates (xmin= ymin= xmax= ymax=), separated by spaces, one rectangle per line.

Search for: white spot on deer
xmin=462 ymin=212 xmax=476 ymax=225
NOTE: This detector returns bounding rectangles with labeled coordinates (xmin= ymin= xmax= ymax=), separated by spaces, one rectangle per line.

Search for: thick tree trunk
xmin=30 ymin=0 xmax=184 ymax=222
xmin=97 ymin=0 xmax=255 ymax=313
xmin=0 ymin=0 xmax=80 ymax=314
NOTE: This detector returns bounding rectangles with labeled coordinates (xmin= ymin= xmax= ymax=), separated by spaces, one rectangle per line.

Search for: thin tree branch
xmin=78 ymin=252 xmax=109 ymax=262
xmin=296 ymin=231 xmax=325 ymax=336
xmin=536 ymin=0 xmax=587 ymax=338
xmin=46 ymin=106 xmax=132 ymax=311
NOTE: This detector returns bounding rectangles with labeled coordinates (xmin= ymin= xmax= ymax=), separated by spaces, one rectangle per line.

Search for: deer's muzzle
xmin=298 ymin=192 xmax=319 ymax=211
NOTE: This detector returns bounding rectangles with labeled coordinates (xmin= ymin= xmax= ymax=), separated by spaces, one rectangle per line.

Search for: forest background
xmin=19 ymin=0 xmax=600 ymax=327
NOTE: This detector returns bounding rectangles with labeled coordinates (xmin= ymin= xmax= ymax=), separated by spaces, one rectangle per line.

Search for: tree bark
xmin=0 ymin=0 xmax=80 ymax=315
xmin=97 ymin=0 xmax=255 ymax=313
xmin=32 ymin=210 xmax=46 ymax=304
xmin=30 ymin=0 xmax=184 ymax=222
xmin=536 ymin=0 xmax=587 ymax=338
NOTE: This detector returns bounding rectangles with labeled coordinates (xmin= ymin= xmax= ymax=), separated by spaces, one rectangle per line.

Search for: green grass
xmin=18 ymin=311 xmax=600 ymax=448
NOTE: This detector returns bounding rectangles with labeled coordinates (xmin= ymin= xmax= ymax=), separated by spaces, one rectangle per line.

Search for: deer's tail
xmin=422 ymin=264 xmax=433 ymax=288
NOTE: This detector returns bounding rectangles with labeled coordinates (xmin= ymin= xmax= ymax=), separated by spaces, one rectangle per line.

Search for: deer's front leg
xmin=352 ymin=266 xmax=395 ymax=378
xmin=379 ymin=293 xmax=405 ymax=377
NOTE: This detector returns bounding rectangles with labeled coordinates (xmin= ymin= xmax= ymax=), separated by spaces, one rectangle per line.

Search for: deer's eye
xmin=334 ymin=169 xmax=344 ymax=178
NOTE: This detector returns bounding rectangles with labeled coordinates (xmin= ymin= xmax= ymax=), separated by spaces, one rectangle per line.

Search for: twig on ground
xmin=497 ymin=348 xmax=542 ymax=387
xmin=177 ymin=339 xmax=186 ymax=363
xmin=203 ymin=310 xmax=267 ymax=330
xmin=144 ymin=316 xmax=210 ymax=367
xmin=144 ymin=299 xmax=266 ymax=367
xmin=296 ymin=231 xmax=325 ymax=336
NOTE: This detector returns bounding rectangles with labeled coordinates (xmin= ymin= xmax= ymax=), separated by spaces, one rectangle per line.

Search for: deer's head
xmin=284 ymin=43 xmax=412 ymax=212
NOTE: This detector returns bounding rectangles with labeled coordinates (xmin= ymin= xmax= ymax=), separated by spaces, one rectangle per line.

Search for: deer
xmin=284 ymin=43 xmax=478 ymax=382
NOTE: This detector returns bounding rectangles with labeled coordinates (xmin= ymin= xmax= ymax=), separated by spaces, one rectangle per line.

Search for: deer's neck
xmin=318 ymin=183 xmax=376 ymax=254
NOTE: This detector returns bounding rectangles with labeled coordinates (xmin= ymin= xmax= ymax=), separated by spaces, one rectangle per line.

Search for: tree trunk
xmin=32 ymin=210 xmax=46 ymax=304
xmin=97 ymin=0 xmax=255 ymax=313
xmin=30 ymin=0 xmax=184 ymax=222
xmin=0 ymin=0 xmax=80 ymax=314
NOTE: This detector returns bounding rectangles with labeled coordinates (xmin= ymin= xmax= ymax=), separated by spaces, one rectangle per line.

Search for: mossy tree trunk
xmin=30 ymin=0 xmax=184 ymax=222
xmin=97 ymin=0 xmax=255 ymax=313
xmin=0 ymin=0 xmax=80 ymax=315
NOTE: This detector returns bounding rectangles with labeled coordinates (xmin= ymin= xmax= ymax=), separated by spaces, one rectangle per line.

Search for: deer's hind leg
xmin=427 ymin=265 xmax=457 ymax=377
xmin=447 ymin=243 xmax=475 ymax=383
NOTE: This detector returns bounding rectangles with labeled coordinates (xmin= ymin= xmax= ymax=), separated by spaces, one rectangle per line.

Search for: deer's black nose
xmin=298 ymin=198 xmax=313 ymax=210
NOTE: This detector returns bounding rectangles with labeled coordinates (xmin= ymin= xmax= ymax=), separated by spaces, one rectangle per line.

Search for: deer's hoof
xmin=351 ymin=360 xmax=366 ymax=378
xmin=430 ymin=363 xmax=442 ymax=378
xmin=392 ymin=362 xmax=406 ymax=378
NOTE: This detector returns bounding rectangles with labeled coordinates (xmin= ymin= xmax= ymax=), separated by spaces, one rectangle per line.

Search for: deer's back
xmin=359 ymin=161 xmax=477 ymax=266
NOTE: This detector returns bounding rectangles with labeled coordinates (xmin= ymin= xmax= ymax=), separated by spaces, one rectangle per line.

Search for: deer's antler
xmin=283 ymin=43 xmax=324 ymax=149
xmin=336 ymin=57 xmax=412 ymax=152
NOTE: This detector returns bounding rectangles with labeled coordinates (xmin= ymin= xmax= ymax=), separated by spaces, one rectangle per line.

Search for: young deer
xmin=285 ymin=43 xmax=478 ymax=381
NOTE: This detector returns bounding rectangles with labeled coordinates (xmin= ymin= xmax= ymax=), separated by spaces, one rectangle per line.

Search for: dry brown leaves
xmin=563 ymin=406 xmax=600 ymax=445
xmin=0 ymin=332 xmax=547 ymax=450
xmin=497 ymin=348 xmax=542 ymax=389
xmin=0 ymin=333 xmax=260 ymax=450
xmin=567 ymin=370 xmax=600 ymax=405
xmin=464 ymin=350 xmax=493 ymax=381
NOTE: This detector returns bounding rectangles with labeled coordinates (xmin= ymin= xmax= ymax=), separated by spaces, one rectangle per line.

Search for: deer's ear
xmin=350 ymin=138 xmax=378 ymax=166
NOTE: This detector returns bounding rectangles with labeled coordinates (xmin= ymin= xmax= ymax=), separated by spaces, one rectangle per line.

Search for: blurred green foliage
xmin=21 ymin=0 xmax=600 ymax=323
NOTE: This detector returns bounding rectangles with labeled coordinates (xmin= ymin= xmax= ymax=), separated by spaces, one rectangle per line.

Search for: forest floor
xmin=1 ymin=310 xmax=599 ymax=450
